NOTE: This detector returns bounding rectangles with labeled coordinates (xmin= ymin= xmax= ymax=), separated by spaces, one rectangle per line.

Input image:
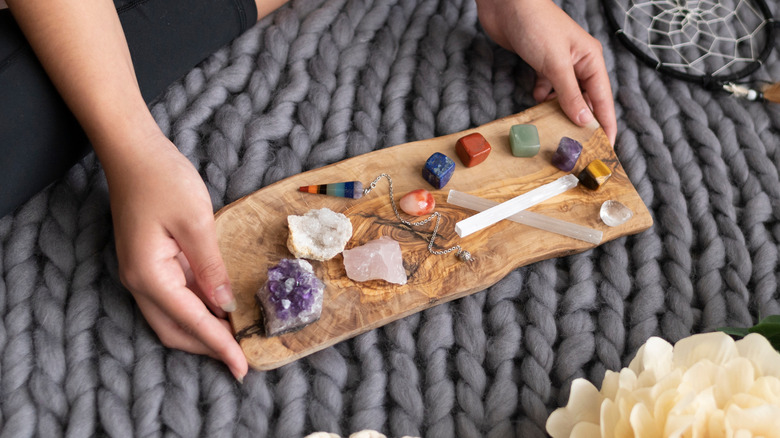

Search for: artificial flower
xmin=546 ymin=332 xmax=780 ymax=437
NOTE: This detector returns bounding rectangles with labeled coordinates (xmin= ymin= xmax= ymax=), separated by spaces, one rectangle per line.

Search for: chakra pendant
xmin=298 ymin=181 xmax=365 ymax=199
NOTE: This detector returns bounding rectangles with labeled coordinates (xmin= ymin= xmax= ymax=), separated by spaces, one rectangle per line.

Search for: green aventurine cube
xmin=509 ymin=124 xmax=540 ymax=157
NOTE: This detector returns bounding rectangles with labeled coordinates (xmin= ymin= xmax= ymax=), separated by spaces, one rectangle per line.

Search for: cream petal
xmin=748 ymin=376 xmax=780 ymax=404
xmin=736 ymin=333 xmax=780 ymax=378
xmin=570 ymin=422 xmax=601 ymax=438
xmin=678 ymin=361 xmax=718 ymax=396
xmin=602 ymin=370 xmax=620 ymax=399
xmin=349 ymin=431 xmax=388 ymax=438
xmin=724 ymin=403 xmax=780 ymax=436
xmin=600 ymin=398 xmax=620 ymax=438
xmin=664 ymin=414 xmax=694 ymax=438
xmin=618 ymin=368 xmax=639 ymax=391
xmin=653 ymin=388 xmax=680 ymax=426
xmin=673 ymin=332 xmax=738 ymax=368
xmin=715 ymin=357 xmax=755 ymax=404
xmin=546 ymin=379 xmax=603 ymax=438
xmin=566 ymin=378 xmax=604 ymax=422
xmin=630 ymin=337 xmax=674 ymax=376
xmin=706 ymin=411 xmax=727 ymax=438
xmin=629 ymin=402 xmax=661 ymax=438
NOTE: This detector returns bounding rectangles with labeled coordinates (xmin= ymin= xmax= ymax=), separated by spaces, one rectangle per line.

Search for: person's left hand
xmin=476 ymin=0 xmax=617 ymax=145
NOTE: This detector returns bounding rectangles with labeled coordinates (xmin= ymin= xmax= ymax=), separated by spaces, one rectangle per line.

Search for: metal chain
xmin=364 ymin=173 xmax=472 ymax=262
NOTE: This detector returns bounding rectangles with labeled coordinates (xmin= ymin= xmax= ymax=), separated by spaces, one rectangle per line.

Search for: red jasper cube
xmin=455 ymin=133 xmax=491 ymax=167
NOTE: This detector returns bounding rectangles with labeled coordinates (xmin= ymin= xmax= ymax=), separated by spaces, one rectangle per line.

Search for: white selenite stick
xmin=447 ymin=189 xmax=603 ymax=244
xmin=453 ymin=174 xmax=579 ymax=237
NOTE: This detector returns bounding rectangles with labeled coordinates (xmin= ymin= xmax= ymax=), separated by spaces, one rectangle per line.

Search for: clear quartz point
xmin=600 ymin=200 xmax=633 ymax=227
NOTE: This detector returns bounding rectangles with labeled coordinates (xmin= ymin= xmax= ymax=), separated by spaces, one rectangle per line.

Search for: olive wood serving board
xmin=215 ymin=100 xmax=653 ymax=371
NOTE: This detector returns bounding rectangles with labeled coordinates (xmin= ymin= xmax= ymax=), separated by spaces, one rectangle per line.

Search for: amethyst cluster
xmin=257 ymin=258 xmax=324 ymax=336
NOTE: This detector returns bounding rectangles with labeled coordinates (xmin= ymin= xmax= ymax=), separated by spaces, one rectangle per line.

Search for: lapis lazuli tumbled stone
xmin=509 ymin=124 xmax=540 ymax=157
xmin=257 ymin=258 xmax=325 ymax=336
xmin=422 ymin=152 xmax=456 ymax=189
xmin=551 ymin=137 xmax=583 ymax=172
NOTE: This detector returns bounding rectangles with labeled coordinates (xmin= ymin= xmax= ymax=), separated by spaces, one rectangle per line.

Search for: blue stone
xmin=422 ymin=152 xmax=456 ymax=189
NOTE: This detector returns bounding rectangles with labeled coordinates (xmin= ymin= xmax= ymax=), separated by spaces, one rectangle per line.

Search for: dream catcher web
xmin=602 ymin=0 xmax=780 ymax=102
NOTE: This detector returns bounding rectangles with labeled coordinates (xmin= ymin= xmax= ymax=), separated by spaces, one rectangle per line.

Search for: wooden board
xmin=215 ymin=101 xmax=653 ymax=370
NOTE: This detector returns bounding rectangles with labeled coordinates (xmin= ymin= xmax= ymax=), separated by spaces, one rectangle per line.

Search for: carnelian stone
xmin=399 ymin=189 xmax=435 ymax=216
xmin=456 ymin=133 xmax=492 ymax=167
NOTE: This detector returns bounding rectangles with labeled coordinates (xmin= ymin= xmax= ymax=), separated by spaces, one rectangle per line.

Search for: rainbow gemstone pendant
xmin=298 ymin=181 xmax=365 ymax=199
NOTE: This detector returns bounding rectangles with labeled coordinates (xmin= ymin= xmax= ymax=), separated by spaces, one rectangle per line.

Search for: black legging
xmin=0 ymin=0 xmax=256 ymax=217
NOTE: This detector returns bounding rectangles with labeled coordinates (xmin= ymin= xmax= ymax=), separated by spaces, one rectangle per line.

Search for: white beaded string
xmin=364 ymin=173 xmax=472 ymax=262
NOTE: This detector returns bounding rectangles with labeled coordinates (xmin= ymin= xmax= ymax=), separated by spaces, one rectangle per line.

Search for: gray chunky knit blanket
xmin=2 ymin=0 xmax=780 ymax=436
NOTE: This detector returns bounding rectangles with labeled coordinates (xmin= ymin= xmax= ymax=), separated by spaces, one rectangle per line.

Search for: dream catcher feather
xmin=601 ymin=0 xmax=780 ymax=102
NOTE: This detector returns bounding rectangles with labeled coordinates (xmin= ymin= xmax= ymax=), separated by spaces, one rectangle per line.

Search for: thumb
xmin=176 ymin=217 xmax=236 ymax=313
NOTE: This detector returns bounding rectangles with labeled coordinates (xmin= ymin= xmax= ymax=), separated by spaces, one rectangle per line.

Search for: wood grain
xmin=215 ymin=100 xmax=653 ymax=370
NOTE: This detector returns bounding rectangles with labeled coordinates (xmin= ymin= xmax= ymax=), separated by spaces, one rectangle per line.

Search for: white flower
xmin=546 ymin=332 xmax=780 ymax=437
xmin=305 ymin=430 xmax=419 ymax=438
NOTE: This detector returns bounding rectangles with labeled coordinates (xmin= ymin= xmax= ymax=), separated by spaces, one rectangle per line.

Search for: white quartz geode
xmin=342 ymin=236 xmax=407 ymax=285
xmin=287 ymin=208 xmax=353 ymax=261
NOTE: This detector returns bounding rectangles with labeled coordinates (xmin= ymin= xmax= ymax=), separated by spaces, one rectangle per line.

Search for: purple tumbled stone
xmin=257 ymin=258 xmax=325 ymax=336
xmin=551 ymin=137 xmax=583 ymax=172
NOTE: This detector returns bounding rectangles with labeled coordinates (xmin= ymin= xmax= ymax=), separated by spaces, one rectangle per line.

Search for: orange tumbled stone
xmin=399 ymin=189 xmax=435 ymax=216
xmin=455 ymin=133 xmax=491 ymax=167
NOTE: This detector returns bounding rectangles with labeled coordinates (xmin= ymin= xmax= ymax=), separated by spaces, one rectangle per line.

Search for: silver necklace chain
xmin=363 ymin=173 xmax=472 ymax=262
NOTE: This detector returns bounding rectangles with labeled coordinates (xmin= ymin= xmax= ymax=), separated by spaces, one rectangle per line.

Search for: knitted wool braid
xmin=2 ymin=0 xmax=780 ymax=436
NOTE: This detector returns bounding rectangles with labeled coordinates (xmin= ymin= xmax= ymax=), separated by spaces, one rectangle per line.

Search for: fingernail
xmin=214 ymin=284 xmax=237 ymax=312
xmin=577 ymin=108 xmax=594 ymax=125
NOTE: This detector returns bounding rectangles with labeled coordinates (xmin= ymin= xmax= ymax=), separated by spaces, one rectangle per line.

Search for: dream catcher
xmin=601 ymin=0 xmax=780 ymax=102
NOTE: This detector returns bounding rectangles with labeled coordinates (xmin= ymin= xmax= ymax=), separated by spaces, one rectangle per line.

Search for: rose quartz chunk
xmin=342 ymin=236 xmax=407 ymax=285
xmin=399 ymin=189 xmax=435 ymax=216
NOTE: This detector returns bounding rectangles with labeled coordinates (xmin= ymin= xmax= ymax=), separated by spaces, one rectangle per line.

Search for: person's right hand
xmin=103 ymin=131 xmax=248 ymax=382
xmin=475 ymin=0 xmax=617 ymax=145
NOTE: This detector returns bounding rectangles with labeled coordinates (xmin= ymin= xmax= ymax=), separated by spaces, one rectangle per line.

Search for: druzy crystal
xmin=455 ymin=132 xmax=491 ymax=167
xmin=257 ymin=258 xmax=325 ymax=336
xmin=551 ymin=137 xmax=583 ymax=172
xmin=422 ymin=152 xmax=456 ymax=189
xmin=287 ymin=208 xmax=353 ymax=261
xmin=600 ymin=200 xmax=633 ymax=227
xmin=342 ymin=236 xmax=407 ymax=285
xmin=509 ymin=124 xmax=540 ymax=157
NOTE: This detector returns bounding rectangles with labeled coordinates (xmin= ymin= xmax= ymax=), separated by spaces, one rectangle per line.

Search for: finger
xmin=136 ymin=278 xmax=248 ymax=381
xmin=577 ymin=60 xmax=617 ymax=146
xmin=533 ymin=75 xmax=555 ymax=103
xmin=173 ymin=215 xmax=236 ymax=313
xmin=175 ymin=251 xmax=227 ymax=318
xmin=543 ymin=59 xmax=596 ymax=130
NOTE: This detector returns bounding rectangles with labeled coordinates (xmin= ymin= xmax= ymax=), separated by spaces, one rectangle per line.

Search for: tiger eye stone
xmin=509 ymin=124 xmax=540 ymax=157
xmin=551 ymin=137 xmax=583 ymax=172
xmin=456 ymin=133 xmax=491 ymax=167
xmin=422 ymin=152 xmax=456 ymax=189
xmin=578 ymin=160 xmax=612 ymax=190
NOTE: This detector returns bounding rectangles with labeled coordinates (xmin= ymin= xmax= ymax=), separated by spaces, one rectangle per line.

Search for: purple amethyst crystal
xmin=551 ymin=137 xmax=583 ymax=172
xmin=257 ymin=258 xmax=325 ymax=336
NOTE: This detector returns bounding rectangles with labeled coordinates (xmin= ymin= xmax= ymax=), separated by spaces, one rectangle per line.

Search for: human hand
xmin=476 ymin=0 xmax=617 ymax=145
xmin=103 ymin=132 xmax=248 ymax=382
